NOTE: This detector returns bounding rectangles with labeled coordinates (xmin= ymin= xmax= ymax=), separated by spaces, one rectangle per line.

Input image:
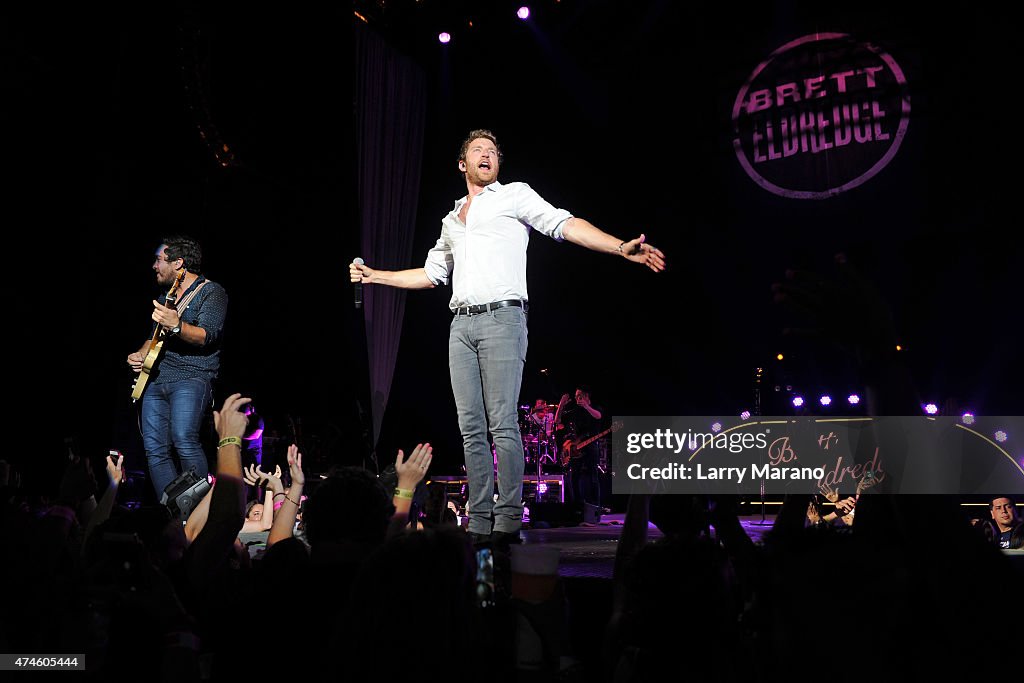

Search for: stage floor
xmin=521 ymin=513 xmax=777 ymax=579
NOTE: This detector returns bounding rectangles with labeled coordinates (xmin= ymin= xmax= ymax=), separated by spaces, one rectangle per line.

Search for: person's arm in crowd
xmin=83 ymin=452 xmax=124 ymax=545
xmin=268 ymin=444 xmax=305 ymax=547
xmin=185 ymin=393 xmax=249 ymax=587
xmin=184 ymin=484 xmax=214 ymax=544
xmin=387 ymin=443 xmax=433 ymax=537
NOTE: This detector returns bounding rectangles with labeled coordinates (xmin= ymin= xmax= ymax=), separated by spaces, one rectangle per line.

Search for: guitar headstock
xmin=164 ymin=268 xmax=187 ymax=303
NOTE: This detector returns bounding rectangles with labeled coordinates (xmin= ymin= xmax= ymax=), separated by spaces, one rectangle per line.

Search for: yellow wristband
xmin=394 ymin=488 xmax=414 ymax=500
xmin=217 ymin=436 xmax=242 ymax=449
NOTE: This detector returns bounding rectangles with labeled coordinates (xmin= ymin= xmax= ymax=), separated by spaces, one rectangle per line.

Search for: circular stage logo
xmin=732 ymin=33 xmax=910 ymax=199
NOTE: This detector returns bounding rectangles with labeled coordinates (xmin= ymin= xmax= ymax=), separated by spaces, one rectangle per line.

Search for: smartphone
xmin=475 ymin=547 xmax=495 ymax=608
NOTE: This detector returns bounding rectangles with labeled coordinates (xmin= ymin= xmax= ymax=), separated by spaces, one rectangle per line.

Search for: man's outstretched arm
xmin=561 ymin=218 xmax=666 ymax=272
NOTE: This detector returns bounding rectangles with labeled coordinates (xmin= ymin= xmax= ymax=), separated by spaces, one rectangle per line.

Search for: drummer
xmin=527 ymin=398 xmax=555 ymax=439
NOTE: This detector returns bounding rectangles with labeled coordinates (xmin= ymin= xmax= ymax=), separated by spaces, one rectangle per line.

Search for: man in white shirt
xmin=350 ymin=129 xmax=666 ymax=548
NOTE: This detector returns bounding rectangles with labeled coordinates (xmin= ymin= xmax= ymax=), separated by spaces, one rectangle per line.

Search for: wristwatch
xmin=169 ymin=321 xmax=182 ymax=336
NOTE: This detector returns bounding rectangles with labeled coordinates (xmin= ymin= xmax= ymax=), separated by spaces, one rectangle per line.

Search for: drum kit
xmin=518 ymin=400 xmax=563 ymax=474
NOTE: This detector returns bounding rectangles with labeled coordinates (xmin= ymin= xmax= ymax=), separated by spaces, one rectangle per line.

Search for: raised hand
xmin=856 ymin=468 xmax=884 ymax=494
xmin=395 ymin=443 xmax=433 ymax=490
xmin=286 ymin=444 xmax=304 ymax=487
xmin=257 ymin=465 xmax=284 ymax=492
xmin=105 ymin=452 xmax=125 ymax=487
xmin=213 ymin=393 xmax=251 ymax=441
xmin=818 ymin=481 xmax=840 ymax=503
xmin=806 ymin=499 xmax=822 ymax=525
xmin=835 ymin=497 xmax=857 ymax=515
xmin=243 ymin=464 xmax=260 ymax=487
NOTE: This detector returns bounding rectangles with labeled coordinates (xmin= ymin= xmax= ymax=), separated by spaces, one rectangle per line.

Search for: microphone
xmin=353 ymin=257 xmax=364 ymax=308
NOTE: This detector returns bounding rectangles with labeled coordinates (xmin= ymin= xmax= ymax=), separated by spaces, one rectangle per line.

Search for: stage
xmin=521 ymin=512 xmax=777 ymax=580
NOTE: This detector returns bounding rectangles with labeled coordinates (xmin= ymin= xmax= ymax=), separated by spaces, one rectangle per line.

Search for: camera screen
xmin=475 ymin=547 xmax=495 ymax=608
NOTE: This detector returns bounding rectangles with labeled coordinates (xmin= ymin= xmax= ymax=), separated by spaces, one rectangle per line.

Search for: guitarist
xmin=126 ymin=236 xmax=228 ymax=501
xmin=555 ymin=386 xmax=604 ymax=507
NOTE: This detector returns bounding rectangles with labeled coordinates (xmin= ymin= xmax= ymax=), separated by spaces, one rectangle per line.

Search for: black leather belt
xmin=452 ymin=299 xmax=528 ymax=316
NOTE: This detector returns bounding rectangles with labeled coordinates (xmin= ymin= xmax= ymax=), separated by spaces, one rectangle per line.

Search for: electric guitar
xmin=130 ymin=269 xmax=186 ymax=402
xmin=560 ymin=421 xmax=623 ymax=466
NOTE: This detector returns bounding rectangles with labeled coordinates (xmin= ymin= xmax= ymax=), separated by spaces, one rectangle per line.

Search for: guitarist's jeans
xmin=141 ymin=377 xmax=213 ymax=499
xmin=450 ymin=305 xmax=528 ymax=535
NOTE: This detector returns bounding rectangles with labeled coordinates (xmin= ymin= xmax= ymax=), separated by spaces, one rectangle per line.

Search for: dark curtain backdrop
xmin=355 ymin=22 xmax=428 ymax=448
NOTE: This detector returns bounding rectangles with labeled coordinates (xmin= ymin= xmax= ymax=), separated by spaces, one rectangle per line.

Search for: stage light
xmin=537 ymin=482 xmax=548 ymax=494
xmin=895 ymin=344 xmax=902 ymax=351
xmin=711 ymin=422 xmax=722 ymax=433
xmin=517 ymin=6 xmax=530 ymax=20
xmin=819 ymin=395 xmax=832 ymax=406
xmin=740 ymin=410 xmax=751 ymax=420
xmin=792 ymin=396 xmax=805 ymax=407
xmin=962 ymin=412 xmax=975 ymax=425
xmin=776 ymin=353 xmax=784 ymax=361
xmin=923 ymin=403 xmax=939 ymax=415
xmin=438 ymin=32 xmax=451 ymax=44
xmin=847 ymin=394 xmax=861 ymax=405
xmin=995 ymin=430 xmax=1008 ymax=443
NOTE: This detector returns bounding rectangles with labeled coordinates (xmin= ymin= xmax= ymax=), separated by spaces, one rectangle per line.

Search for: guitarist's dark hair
xmin=161 ymin=235 xmax=203 ymax=274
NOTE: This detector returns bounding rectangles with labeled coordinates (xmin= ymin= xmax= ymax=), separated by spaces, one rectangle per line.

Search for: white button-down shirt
xmin=424 ymin=181 xmax=572 ymax=309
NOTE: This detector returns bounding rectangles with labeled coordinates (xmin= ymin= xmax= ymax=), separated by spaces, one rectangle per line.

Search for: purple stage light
xmin=740 ymin=410 xmax=751 ymax=420
xmin=792 ymin=396 xmax=804 ymax=407
xmin=995 ymin=430 xmax=1008 ymax=443
xmin=923 ymin=403 xmax=939 ymax=415
xmin=438 ymin=32 xmax=451 ymax=44
xmin=537 ymin=482 xmax=548 ymax=494
xmin=711 ymin=422 xmax=722 ymax=433
xmin=962 ymin=412 xmax=975 ymax=425
xmin=819 ymin=395 xmax=832 ymax=406
xmin=847 ymin=394 xmax=860 ymax=405
xmin=517 ymin=6 xmax=530 ymax=20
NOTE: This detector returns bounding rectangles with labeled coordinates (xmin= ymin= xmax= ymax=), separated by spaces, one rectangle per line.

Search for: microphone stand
xmin=749 ymin=366 xmax=773 ymax=525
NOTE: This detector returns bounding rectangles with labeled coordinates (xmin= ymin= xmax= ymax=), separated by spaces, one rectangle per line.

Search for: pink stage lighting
xmin=438 ymin=32 xmax=451 ymax=44
xmin=847 ymin=394 xmax=861 ymax=405
xmin=517 ymin=7 xmax=530 ymax=20
xmin=819 ymin=395 xmax=832 ymax=406
xmin=923 ymin=403 xmax=939 ymax=415
xmin=961 ymin=412 xmax=975 ymax=425
xmin=792 ymin=396 xmax=805 ymax=407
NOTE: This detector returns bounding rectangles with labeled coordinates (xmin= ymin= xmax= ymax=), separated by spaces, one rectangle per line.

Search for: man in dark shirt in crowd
xmin=989 ymin=495 xmax=1023 ymax=549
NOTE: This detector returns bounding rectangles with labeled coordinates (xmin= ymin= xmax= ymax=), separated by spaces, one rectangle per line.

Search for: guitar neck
xmin=577 ymin=427 xmax=613 ymax=449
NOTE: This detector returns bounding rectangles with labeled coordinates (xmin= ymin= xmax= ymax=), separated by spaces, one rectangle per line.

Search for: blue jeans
xmin=449 ymin=305 xmax=528 ymax=534
xmin=141 ymin=377 xmax=212 ymax=499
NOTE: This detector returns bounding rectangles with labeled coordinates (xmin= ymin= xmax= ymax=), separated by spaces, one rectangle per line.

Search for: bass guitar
xmin=130 ymin=269 xmax=186 ymax=402
xmin=560 ymin=421 xmax=623 ymax=466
